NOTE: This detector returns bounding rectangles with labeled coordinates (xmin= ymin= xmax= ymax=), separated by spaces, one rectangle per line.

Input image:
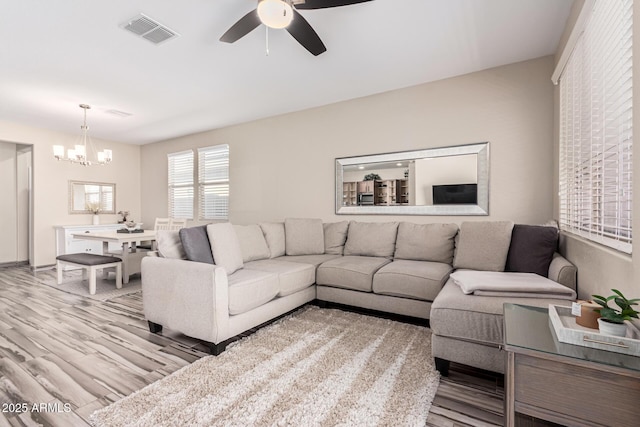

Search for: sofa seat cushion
xmin=317 ymin=256 xmax=391 ymax=292
xmin=244 ymin=259 xmax=315 ymax=297
xmin=372 ymin=260 xmax=452 ymax=302
xmin=430 ymin=279 xmax=572 ymax=346
xmin=227 ymin=269 xmax=279 ymax=315
xmin=276 ymin=254 xmax=341 ymax=267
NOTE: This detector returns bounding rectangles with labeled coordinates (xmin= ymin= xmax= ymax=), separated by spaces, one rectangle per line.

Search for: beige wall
xmin=141 ymin=56 xmax=556 ymax=230
xmin=0 ymin=121 xmax=142 ymax=267
xmin=552 ymin=1 xmax=639 ymax=300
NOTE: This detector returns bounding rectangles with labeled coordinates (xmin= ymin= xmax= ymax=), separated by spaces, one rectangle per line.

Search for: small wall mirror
xmin=336 ymin=142 xmax=489 ymax=215
xmin=69 ymin=181 xmax=116 ymax=214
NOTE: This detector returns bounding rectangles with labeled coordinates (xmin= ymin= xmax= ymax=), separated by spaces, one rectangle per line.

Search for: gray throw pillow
xmin=234 ymin=224 xmax=271 ymax=262
xmin=156 ymin=230 xmax=187 ymax=260
xmin=453 ymin=221 xmax=514 ymax=271
xmin=324 ymin=221 xmax=350 ymax=255
xmin=343 ymin=221 xmax=399 ymax=258
xmin=179 ymin=225 xmax=214 ymax=264
xmin=259 ymin=222 xmax=285 ymax=258
xmin=394 ymin=222 xmax=459 ymax=264
xmin=285 ymin=218 xmax=325 ymax=256
xmin=206 ymin=223 xmax=244 ymax=275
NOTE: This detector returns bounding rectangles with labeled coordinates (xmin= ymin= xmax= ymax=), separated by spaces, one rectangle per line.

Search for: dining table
xmin=71 ymin=229 xmax=157 ymax=284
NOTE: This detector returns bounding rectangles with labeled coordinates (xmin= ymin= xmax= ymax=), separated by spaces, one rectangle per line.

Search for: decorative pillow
xmin=206 ymin=223 xmax=244 ymax=274
xmin=156 ymin=230 xmax=187 ymax=260
xmin=394 ymin=222 xmax=459 ymax=264
xmin=234 ymin=224 xmax=271 ymax=262
xmin=179 ymin=225 xmax=214 ymax=264
xmin=343 ymin=221 xmax=399 ymax=258
xmin=505 ymin=224 xmax=559 ymax=277
xmin=284 ymin=218 xmax=325 ymax=256
xmin=259 ymin=222 xmax=285 ymax=258
xmin=324 ymin=221 xmax=350 ymax=255
xmin=453 ymin=221 xmax=514 ymax=271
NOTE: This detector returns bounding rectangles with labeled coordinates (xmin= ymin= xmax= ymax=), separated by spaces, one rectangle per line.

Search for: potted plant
xmin=592 ymin=289 xmax=640 ymax=337
xmin=363 ymin=173 xmax=381 ymax=181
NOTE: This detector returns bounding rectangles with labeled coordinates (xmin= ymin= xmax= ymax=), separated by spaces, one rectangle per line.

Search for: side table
xmin=503 ymin=303 xmax=640 ymax=427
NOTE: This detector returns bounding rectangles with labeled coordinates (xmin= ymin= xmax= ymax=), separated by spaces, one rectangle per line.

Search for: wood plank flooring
xmin=0 ymin=266 xmax=554 ymax=426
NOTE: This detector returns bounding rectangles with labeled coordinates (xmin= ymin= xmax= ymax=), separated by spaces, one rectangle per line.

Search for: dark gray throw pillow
xmin=505 ymin=224 xmax=558 ymax=277
xmin=179 ymin=225 xmax=214 ymax=264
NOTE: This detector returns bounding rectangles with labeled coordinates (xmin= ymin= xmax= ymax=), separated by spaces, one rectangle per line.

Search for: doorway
xmin=0 ymin=142 xmax=33 ymax=267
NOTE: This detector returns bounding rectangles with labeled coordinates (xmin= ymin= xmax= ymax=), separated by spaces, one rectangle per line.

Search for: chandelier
xmin=53 ymin=104 xmax=112 ymax=166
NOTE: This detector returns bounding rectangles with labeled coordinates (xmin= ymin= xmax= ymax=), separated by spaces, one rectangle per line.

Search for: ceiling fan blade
xmin=294 ymin=0 xmax=373 ymax=10
xmin=220 ymin=9 xmax=261 ymax=43
xmin=286 ymin=9 xmax=326 ymax=56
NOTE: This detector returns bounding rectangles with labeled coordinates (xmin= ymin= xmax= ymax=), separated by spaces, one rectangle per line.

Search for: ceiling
xmin=0 ymin=0 xmax=573 ymax=145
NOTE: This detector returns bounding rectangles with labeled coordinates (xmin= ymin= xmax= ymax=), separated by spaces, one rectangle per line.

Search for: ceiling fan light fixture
xmin=257 ymin=0 xmax=294 ymax=29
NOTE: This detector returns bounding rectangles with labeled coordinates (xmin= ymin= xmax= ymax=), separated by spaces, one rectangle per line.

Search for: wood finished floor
xmin=0 ymin=266 xmax=552 ymax=427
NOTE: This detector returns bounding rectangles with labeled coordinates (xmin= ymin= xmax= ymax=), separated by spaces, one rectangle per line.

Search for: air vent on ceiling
xmin=121 ymin=14 xmax=179 ymax=45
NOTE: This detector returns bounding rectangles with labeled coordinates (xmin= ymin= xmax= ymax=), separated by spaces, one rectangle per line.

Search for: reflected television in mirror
xmin=433 ymin=184 xmax=478 ymax=205
xmin=335 ymin=142 xmax=489 ymax=215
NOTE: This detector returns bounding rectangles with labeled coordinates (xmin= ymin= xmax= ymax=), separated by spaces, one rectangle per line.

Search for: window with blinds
xmin=168 ymin=150 xmax=194 ymax=219
xmin=559 ymin=0 xmax=633 ymax=254
xmin=198 ymin=144 xmax=229 ymax=220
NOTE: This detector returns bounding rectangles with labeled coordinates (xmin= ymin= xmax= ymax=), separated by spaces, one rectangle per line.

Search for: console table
xmin=503 ymin=303 xmax=640 ymax=427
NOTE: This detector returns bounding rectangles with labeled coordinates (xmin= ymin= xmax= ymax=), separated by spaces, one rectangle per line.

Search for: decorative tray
xmin=117 ymin=228 xmax=144 ymax=233
xmin=549 ymin=304 xmax=640 ymax=357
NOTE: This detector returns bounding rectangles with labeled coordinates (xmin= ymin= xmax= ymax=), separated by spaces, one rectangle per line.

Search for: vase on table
xmin=92 ymin=215 xmax=100 ymax=225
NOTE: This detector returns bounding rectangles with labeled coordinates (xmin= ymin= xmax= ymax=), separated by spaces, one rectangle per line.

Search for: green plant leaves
xmin=591 ymin=289 xmax=640 ymax=323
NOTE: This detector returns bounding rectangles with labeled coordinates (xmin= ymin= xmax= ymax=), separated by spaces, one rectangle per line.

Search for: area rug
xmin=90 ymin=306 xmax=440 ymax=427
xmin=39 ymin=269 xmax=141 ymax=301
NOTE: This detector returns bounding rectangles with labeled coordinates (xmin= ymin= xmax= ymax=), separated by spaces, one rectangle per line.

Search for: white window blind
xmin=168 ymin=150 xmax=194 ymax=219
xmin=198 ymin=144 xmax=229 ymax=220
xmin=559 ymin=0 xmax=633 ymax=254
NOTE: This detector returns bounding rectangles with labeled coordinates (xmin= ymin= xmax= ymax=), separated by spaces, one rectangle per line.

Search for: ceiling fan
xmin=220 ymin=0 xmax=373 ymax=56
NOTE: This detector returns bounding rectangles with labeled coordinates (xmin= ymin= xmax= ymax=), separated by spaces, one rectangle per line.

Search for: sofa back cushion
xmin=343 ymin=221 xmax=399 ymax=258
xmin=156 ymin=230 xmax=187 ymax=260
xmin=323 ymin=221 xmax=349 ymax=255
xmin=285 ymin=218 xmax=325 ymax=256
xmin=394 ymin=222 xmax=459 ymax=264
xmin=179 ymin=225 xmax=214 ymax=264
xmin=505 ymin=224 xmax=559 ymax=277
xmin=234 ymin=224 xmax=271 ymax=263
xmin=206 ymin=223 xmax=244 ymax=274
xmin=259 ymin=222 xmax=285 ymax=258
xmin=453 ymin=221 xmax=514 ymax=271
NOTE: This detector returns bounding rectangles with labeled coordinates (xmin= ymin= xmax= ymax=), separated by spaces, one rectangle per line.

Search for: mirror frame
xmin=335 ymin=142 xmax=489 ymax=215
xmin=69 ymin=180 xmax=116 ymax=214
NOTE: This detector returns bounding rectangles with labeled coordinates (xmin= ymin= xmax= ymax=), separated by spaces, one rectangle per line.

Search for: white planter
xmin=597 ymin=318 xmax=627 ymax=337
xmin=92 ymin=215 xmax=100 ymax=225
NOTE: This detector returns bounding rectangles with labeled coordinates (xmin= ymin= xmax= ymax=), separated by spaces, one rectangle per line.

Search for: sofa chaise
xmin=141 ymin=218 xmax=576 ymax=374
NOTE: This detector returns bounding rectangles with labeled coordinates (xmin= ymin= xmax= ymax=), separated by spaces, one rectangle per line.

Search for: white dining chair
xmin=168 ymin=218 xmax=187 ymax=231
xmin=154 ymin=218 xmax=172 ymax=231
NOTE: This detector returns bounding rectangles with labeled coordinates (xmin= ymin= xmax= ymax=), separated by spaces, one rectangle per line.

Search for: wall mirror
xmin=336 ymin=142 xmax=489 ymax=215
xmin=69 ymin=181 xmax=116 ymax=214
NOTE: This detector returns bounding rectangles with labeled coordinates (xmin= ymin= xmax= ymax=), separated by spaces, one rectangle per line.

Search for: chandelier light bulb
xmin=258 ymin=0 xmax=294 ymax=29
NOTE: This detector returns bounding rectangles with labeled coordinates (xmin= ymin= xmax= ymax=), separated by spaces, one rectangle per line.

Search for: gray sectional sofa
xmin=141 ymin=218 xmax=577 ymax=374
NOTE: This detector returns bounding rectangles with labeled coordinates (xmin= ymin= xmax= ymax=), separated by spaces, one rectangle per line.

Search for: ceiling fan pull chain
xmin=265 ymin=26 xmax=270 ymax=56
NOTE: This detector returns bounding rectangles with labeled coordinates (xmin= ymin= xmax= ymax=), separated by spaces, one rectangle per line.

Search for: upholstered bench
xmin=56 ymin=253 xmax=123 ymax=295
